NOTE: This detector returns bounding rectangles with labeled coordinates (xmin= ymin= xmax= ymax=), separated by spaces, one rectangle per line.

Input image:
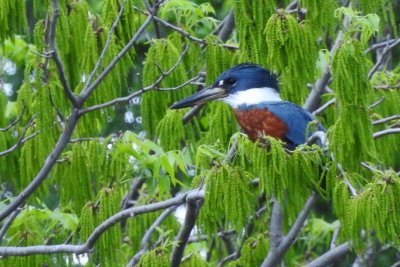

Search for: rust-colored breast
xmin=234 ymin=108 xmax=288 ymax=142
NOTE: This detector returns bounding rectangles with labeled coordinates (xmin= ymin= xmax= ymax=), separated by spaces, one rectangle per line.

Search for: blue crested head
xmin=213 ymin=63 xmax=280 ymax=94
xmin=170 ymin=63 xmax=282 ymax=109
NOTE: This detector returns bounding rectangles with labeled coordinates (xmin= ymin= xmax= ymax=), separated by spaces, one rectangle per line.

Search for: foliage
xmin=0 ymin=0 xmax=400 ymax=266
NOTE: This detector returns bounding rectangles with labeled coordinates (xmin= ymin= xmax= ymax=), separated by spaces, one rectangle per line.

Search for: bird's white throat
xmin=221 ymin=87 xmax=282 ymax=108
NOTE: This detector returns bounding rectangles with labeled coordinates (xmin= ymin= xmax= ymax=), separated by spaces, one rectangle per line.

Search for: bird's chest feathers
xmin=234 ymin=108 xmax=288 ymax=142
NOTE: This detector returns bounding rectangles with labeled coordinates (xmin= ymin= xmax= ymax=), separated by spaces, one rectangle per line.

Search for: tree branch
xmin=312 ymin=98 xmax=336 ymax=115
xmin=83 ymin=0 xmax=127 ymax=90
xmin=0 ymin=105 xmax=25 ymax=132
xmin=0 ymin=207 xmax=22 ymax=242
xmin=135 ymin=9 xmax=238 ymax=50
xmin=372 ymin=115 xmax=400 ymax=125
xmin=79 ymin=44 xmax=190 ymax=115
xmin=368 ymin=38 xmax=400 ymax=79
xmin=303 ymin=242 xmax=350 ymax=267
xmin=128 ymin=206 xmax=177 ymax=266
xmin=79 ymin=11 xmax=155 ymax=103
xmin=0 ymin=115 xmax=38 ymax=157
xmin=373 ymin=128 xmax=400 ymax=139
xmin=0 ymin=189 xmax=204 ymax=256
xmin=261 ymin=192 xmax=318 ymax=267
xmin=0 ymin=109 xmax=80 ymax=222
xmin=49 ymin=0 xmax=78 ymax=106
xmin=365 ymin=38 xmax=400 ymax=54
xmin=170 ymin=189 xmax=204 ymax=267
xmin=303 ymin=4 xmax=351 ymax=112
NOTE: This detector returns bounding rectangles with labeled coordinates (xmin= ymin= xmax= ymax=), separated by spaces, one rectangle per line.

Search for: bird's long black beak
xmin=170 ymin=87 xmax=226 ymax=109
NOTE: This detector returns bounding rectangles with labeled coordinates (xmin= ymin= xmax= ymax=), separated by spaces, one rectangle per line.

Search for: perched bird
xmin=170 ymin=63 xmax=324 ymax=149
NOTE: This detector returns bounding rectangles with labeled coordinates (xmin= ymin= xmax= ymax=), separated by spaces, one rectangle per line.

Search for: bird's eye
xmin=224 ymin=78 xmax=236 ymax=85
xmin=216 ymin=77 xmax=237 ymax=89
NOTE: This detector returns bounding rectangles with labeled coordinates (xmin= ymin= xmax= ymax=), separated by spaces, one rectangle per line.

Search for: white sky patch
xmin=124 ymin=111 xmax=135 ymax=124
xmin=72 ymin=253 xmax=89 ymax=265
xmin=2 ymin=83 xmax=13 ymax=96
xmin=3 ymin=60 xmax=16 ymax=75
xmin=174 ymin=205 xmax=186 ymax=224
xmin=129 ymin=97 xmax=141 ymax=105
xmin=221 ymin=87 xmax=282 ymax=108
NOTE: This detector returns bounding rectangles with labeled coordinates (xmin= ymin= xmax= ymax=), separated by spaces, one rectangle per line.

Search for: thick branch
xmin=303 ymin=242 xmax=350 ymax=267
xmin=170 ymin=190 xmax=204 ymax=267
xmin=0 ymin=189 xmax=204 ymax=256
xmin=261 ymin=192 xmax=318 ymax=267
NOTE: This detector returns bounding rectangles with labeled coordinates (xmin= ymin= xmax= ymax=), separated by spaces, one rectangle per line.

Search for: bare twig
xmin=285 ymin=0 xmax=298 ymax=12
xmin=0 ymin=207 xmax=23 ymax=242
xmin=135 ymin=9 xmax=238 ymax=50
xmin=0 ymin=132 xmax=38 ymax=157
xmin=373 ymin=128 xmax=400 ymax=139
xmin=0 ymin=116 xmax=38 ymax=157
xmin=182 ymin=104 xmax=204 ymax=124
xmin=330 ymin=223 xmax=341 ymax=249
xmin=368 ymin=38 xmax=400 ymax=79
xmin=0 ymin=105 xmax=25 ymax=132
xmin=312 ymin=98 xmax=336 ymax=115
xmin=365 ymin=38 xmax=400 ymax=54
xmin=268 ymin=199 xmax=284 ymax=252
xmin=215 ymin=8 xmax=235 ymax=42
xmin=372 ymin=115 xmax=400 ymax=125
xmin=374 ymin=83 xmax=400 ymax=89
xmin=79 ymin=44 xmax=190 ymax=115
xmin=128 ymin=206 xmax=177 ymax=266
xmin=218 ymin=252 xmax=238 ymax=267
xmin=49 ymin=0 xmax=78 ymax=106
xmin=79 ymin=12 xmax=155 ymax=103
xmin=121 ymin=177 xmax=146 ymax=211
xmin=368 ymin=97 xmax=385 ymax=109
xmin=158 ymin=75 xmax=200 ymax=91
xmin=83 ymin=0 xmax=127 ymax=90
xmin=303 ymin=4 xmax=351 ymax=112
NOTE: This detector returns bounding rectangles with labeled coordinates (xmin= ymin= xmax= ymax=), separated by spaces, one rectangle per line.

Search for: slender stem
xmin=79 ymin=13 xmax=154 ymax=103
xmin=49 ymin=0 xmax=78 ymax=106
xmin=83 ymin=0 xmax=127 ymax=89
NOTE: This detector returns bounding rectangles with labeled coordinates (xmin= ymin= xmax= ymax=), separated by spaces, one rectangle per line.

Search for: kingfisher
xmin=170 ymin=63 xmax=324 ymax=149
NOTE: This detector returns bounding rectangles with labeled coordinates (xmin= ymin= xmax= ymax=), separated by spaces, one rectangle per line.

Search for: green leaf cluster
xmin=330 ymin=40 xmax=376 ymax=172
xmin=265 ymin=11 xmax=318 ymax=104
xmin=199 ymin=164 xmax=257 ymax=234
xmin=0 ymin=0 xmax=26 ymax=43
